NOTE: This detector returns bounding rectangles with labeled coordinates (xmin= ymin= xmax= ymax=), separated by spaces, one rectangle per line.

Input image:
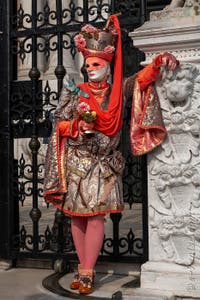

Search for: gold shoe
xmin=79 ymin=269 xmax=94 ymax=294
xmin=69 ymin=264 xmax=83 ymax=290
xmin=70 ymin=273 xmax=80 ymax=290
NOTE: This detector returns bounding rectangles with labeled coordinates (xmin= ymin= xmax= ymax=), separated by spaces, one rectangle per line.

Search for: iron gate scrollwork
xmin=0 ymin=0 xmax=171 ymax=264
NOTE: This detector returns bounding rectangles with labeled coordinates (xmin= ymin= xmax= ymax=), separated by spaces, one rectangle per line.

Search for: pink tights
xmin=71 ymin=215 xmax=105 ymax=270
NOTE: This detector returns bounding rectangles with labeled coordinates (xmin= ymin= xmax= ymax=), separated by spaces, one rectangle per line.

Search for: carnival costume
xmin=44 ymin=14 xmax=178 ymax=294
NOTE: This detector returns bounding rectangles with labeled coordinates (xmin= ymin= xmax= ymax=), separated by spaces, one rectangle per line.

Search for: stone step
xmin=123 ymin=296 xmax=173 ymax=300
xmin=60 ymin=272 xmax=139 ymax=298
xmin=123 ymin=288 xmax=175 ymax=300
xmin=60 ymin=272 xmax=175 ymax=299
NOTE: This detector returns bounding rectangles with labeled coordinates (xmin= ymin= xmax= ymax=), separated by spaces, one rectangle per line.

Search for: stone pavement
xmin=0 ymin=263 xmax=140 ymax=300
xmin=0 ymin=263 xmax=176 ymax=300
xmin=0 ymin=268 xmax=64 ymax=300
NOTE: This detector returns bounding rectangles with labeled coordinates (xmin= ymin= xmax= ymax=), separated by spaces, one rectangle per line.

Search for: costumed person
xmin=43 ymin=14 xmax=179 ymax=294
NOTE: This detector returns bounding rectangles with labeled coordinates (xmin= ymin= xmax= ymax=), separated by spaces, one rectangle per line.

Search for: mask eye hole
xmin=85 ymin=64 xmax=89 ymax=69
xmin=93 ymin=62 xmax=100 ymax=67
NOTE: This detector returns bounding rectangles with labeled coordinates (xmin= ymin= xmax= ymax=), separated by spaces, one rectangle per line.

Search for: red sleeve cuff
xmin=137 ymin=62 xmax=160 ymax=91
xmin=58 ymin=120 xmax=79 ymax=138
xmin=153 ymin=54 xmax=163 ymax=68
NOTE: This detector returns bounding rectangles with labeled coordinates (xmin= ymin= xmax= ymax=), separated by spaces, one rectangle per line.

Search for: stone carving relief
xmin=150 ymin=0 xmax=200 ymax=20
xmin=149 ymin=64 xmax=200 ymax=265
xmin=167 ymin=0 xmax=200 ymax=9
xmin=146 ymin=49 xmax=200 ymax=67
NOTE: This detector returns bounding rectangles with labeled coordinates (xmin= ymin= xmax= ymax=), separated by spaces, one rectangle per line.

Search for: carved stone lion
xmin=161 ymin=64 xmax=198 ymax=108
xmin=157 ymin=65 xmax=200 ymax=164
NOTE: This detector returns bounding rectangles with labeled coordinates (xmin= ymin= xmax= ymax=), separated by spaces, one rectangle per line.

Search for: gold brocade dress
xmin=44 ymin=84 xmax=125 ymax=217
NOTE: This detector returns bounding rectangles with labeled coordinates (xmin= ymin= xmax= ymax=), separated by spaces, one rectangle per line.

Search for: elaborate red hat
xmin=74 ymin=16 xmax=119 ymax=62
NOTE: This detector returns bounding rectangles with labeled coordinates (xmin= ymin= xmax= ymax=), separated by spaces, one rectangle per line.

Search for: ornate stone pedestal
xmin=142 ymin=262 xmax=200 ymax=298
xmin=130 ymin=1 xmax=200 ymax=299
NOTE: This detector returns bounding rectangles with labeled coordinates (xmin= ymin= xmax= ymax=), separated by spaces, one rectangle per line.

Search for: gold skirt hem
xmin=49 ymin=199 xmax=124 ymax=217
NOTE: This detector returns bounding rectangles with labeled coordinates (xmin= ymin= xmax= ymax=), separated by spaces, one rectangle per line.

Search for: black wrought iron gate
xmin=0 ymin=0 xmax=170 ymax=267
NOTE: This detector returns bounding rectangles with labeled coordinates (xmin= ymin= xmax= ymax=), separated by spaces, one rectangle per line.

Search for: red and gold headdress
xmin=74 ymin=15 xmax=120 ymax=62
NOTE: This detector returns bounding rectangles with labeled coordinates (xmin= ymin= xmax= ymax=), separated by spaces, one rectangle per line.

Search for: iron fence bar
xmin=111 ymin=0 xmax=115 ymax=14
xmin=11 ymin=250 xmax=145 ymax=263
xmin=28 ymin=0 xmax=41 ymax=253
xmin=0 ymin=0 xmax=14 ymax=259
xmin=11 ymin=22 xmax=110 ymax=39
xmin=110 ymin=213 xmax=122 ymax=259
xmin=53 ymin=0 xmax=66 ymax=254
xmin=83 ymin=0 xmax=89 ymax=24
xmin=55 ymin=0 xmax=66 ymax=93
xmin=140 ymin=0 xmax=147 ymax=24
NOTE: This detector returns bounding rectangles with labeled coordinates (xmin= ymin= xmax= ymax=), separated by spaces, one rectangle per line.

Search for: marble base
xmin=141 ymin=261 xmax=200 ymax=298
xmin=123 ymin=287 xmax=175 ymax=300
xmin=176 ymin=298 xmax=200 ymax=300
xmin=95 ymin=261 xmax=141 ymax=276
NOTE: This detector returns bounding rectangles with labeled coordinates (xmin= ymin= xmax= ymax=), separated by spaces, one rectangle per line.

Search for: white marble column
xmin=129 ymin=2 xmax=200 ymax=299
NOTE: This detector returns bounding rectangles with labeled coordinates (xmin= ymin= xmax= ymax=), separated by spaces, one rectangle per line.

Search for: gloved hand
xmin=153 ymin=52 xmax=179 ymax=71
xmin=78 ymin=120 xmax=95 ymax=135
xmin=137 ymin=52 xmax=179 ymax=90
